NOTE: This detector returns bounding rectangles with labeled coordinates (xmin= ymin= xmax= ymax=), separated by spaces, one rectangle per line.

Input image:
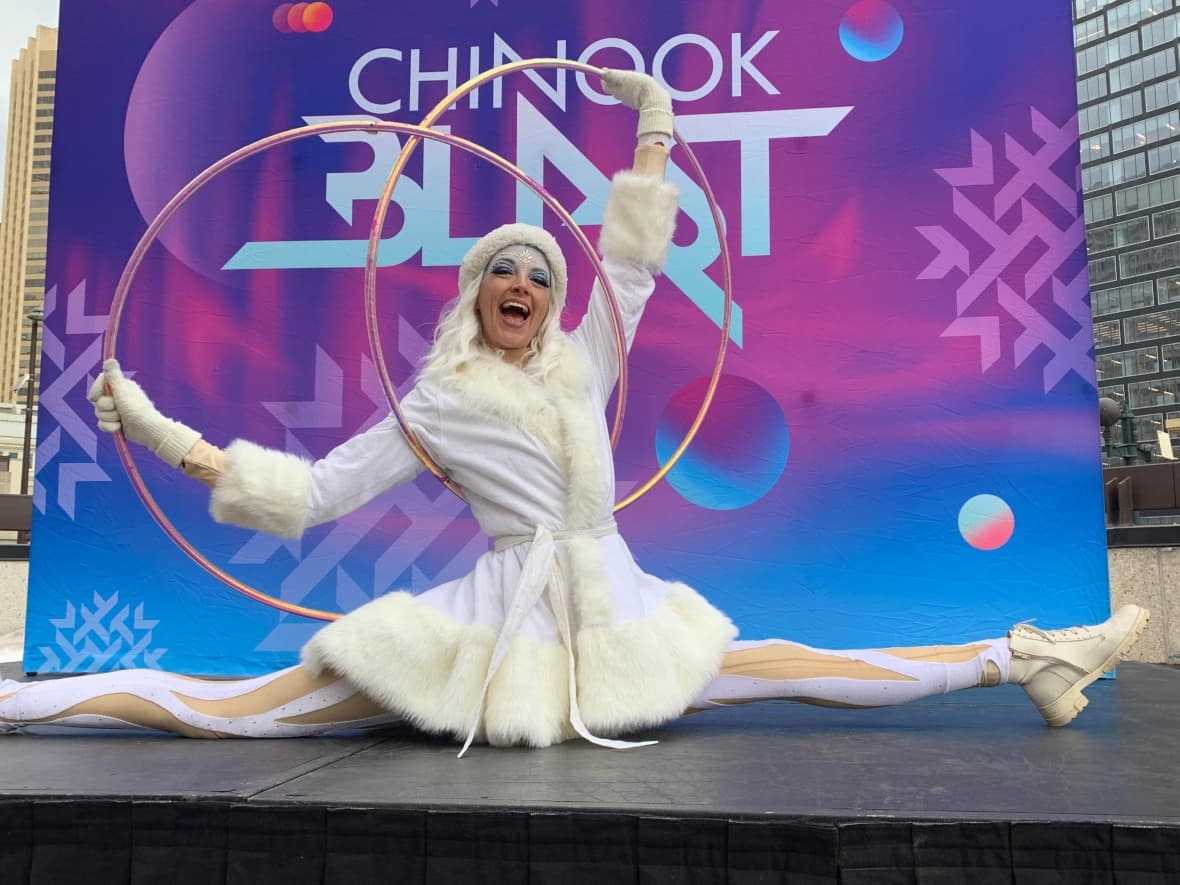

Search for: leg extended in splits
xmin=696 ymin=604 xmax=1151 ymax=727
xmin=0 ymin=665 xmax=400 ymax=737
xmin=1 ymin=605 xmax=1150 ymax=738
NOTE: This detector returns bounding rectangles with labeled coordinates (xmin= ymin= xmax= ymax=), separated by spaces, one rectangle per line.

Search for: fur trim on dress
xmin=302 ymin=584 xmax=735 ymax=748
xmin=209 ymin=439 xmax=312 ymax=539
xmin=444 ymin=339 xmax=616 ymax=625
xmin=598 ymin=171 xmax=680 ymax=272
xmin=302 ymin=592 xmax=575 ymax=747
xmin=576 ymin=584 xmax=737 ymax=735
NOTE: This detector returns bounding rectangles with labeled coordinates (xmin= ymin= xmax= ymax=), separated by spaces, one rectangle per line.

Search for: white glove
xmin=88 ymin=358 xmax=202 ymax=468
xmin=600 ymin=68 xmax=674 ymax=143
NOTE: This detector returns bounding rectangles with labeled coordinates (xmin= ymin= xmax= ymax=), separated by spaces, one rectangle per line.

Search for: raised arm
xmin=90 ymin=359 xmax=441 ymax=538
xmin=571 ymin=69 xmax=680 ymax=401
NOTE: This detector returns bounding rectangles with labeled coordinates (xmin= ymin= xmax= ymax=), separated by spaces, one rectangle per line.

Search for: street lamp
xmin=18 ymin=306 xmax=44 ymax=544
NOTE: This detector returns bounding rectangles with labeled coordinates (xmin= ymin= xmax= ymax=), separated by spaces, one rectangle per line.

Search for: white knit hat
xmin=457 ymin=223 xmax=568 ymax=311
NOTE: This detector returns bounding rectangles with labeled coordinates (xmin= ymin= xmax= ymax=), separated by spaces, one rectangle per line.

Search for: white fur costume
xmin=216 ymin=172 xmax=735 ymax=750
xmin=0 ymin=170 xmax=1025 ymax=744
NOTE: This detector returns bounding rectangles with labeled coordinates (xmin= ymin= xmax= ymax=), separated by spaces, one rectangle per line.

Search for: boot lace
xmin=1010 ymin=622 xmax=1096 ymax=643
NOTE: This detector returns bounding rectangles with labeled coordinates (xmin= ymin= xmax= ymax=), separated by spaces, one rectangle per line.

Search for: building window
xmin=1128 ymin=377 xmax=1180 ymax=408
xmin=1076 ymin=30 xmax=1141 ymax=76
xmin=1097 ymin=345 xmax=1159 ymax=380
xmin=1101 ymin=383 xmax=1128 ymax=403
xmin=1079 ymin=91 xmax=1143 ymax=133
xmin=1081 ymin=132 xmax=1112 ymax=161
xmin=1082 ymin=152 xmax=1147 ymax=190
xmin=1111 ymin=108 xmax=1180 ymax=154
xmin=1155 ymin=207 xmax=1180 ymax=238
xmin=1120 ymin=240 xmax=1180 ymax=278
xmin=1093 ymin=280 xmax=1155 ymax=314
xmin=1134 ymin=414 xmax=1166 ymax=445
xmin=1144 ymin=77 xmax=1180 ymax=113
xmin=1108 ymin=46 xmax=1177 ymax=91
xmin=1124 ymin=306 xmax=1180 ymax=342
xmin=1096 ymin=318 xmax=1124 ymax=348
xmin=1078 ymin=72 xmax=1109 ymax=104
xmin=1089 ymin=255 xmax=1120 ymax=284
xmin=1076 ymin=15 xmax=1108 ymax=44
xmin=1158 ymin=273 xmax=1180 ymax=304
xmin=1148 ymin=142 xmax=1180 ymax=175
xmin=1140 ymin=10 xmax=1180 ymax=50
xmin=1087 ymin=216 xmax=1151 ymax=253
xmin=1086 ymin=193 xmax=1115 ymax=224
xmin=1162 ymin=341 xmax=1180 ymax=370
xmin=1115 ymin=173 xmax=1180 ymax=215
xmin=1107 ymin=0 xmax=1173 ymax=33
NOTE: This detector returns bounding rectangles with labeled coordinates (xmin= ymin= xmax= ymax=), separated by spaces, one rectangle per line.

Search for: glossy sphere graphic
xmin=287 ymin=3 xmax=309 ymax=32
xmin=839 ymin=0 xmax=904 ymax=62
xmin=655 ymin=375 xmax=789 ymax=511
xmin=958 ymin=494 xmax=1016 ymax=551
xmin=303 ymin=2 xmax=333 ymax=32
xmin=272 ymin=4 xmax=293 ymax=32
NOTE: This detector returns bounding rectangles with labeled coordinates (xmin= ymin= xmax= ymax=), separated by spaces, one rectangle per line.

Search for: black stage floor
xmin=1 ymin=661 xmax=1178 ymax=883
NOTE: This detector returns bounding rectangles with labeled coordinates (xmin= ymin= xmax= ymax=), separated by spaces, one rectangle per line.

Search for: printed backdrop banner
xmin=29 ymin=0 xmax=1102 ymax=675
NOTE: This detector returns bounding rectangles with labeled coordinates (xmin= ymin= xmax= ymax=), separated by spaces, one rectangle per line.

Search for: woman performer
xmin=0 ymin=70 xmax=1149 ymax=747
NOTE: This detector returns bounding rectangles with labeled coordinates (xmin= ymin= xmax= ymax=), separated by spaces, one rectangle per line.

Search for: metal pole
xmin=18 ymin=308 xmax=42 ymax=543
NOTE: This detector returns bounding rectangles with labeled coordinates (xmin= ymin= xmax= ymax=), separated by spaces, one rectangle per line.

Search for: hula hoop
xmin=104 ymin=121 xmax=624 ymax=621
xmin=105 ymin=60 xmax=734 ymax=620
xmin=366 ymin=59 xmax=733 ymax=512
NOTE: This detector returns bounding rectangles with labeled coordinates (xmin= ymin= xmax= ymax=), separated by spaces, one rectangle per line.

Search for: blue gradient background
xmin=26 ymin=0 xmax=1106 ymax=674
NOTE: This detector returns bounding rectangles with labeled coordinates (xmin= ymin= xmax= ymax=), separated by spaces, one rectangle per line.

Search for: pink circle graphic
xmin=958 ymin=494 xmax=1015 ymax=551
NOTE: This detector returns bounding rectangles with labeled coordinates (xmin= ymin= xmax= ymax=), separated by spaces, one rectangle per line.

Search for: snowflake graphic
xmin=35 ymin=278 xmax=112 ymax=516
xmin=237 ymin=319 xmax=488 ymax=651
xmin=916 ymin=108 xmax=1093 ymax=393
xmin=37 ymin=591 xmax=167 ymax=672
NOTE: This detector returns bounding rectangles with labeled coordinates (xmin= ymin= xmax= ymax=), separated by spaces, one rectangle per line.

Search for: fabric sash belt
xmin=457 ymin=520 xmax=657 ymax=757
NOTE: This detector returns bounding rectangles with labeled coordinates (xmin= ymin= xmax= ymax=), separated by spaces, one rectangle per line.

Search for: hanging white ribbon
xmin=458 ymin=521 xmax=656 ymax=758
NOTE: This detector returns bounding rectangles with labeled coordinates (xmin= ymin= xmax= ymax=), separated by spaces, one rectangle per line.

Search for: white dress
xmin=207 ymin=192 xmax=736 ymax=750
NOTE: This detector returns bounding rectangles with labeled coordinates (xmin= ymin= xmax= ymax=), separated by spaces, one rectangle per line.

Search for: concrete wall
xmin=1 ymin=551 xmax=1177 ymax=663
xmin=0 ymin=560 xmax=28 ymax=657
xmin=1109 ymin=546 xmax=1180 ymax=664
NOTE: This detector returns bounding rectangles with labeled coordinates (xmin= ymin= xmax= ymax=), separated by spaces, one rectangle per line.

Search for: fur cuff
xmin=209 ymin=439 xmax=312 ymax=538
xmin=599 ymin=171 xmax=679 ymax=271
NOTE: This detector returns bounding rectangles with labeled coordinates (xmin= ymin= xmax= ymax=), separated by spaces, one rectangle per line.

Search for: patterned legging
xmin=0 ymin=636 xmax=1010 ymax=739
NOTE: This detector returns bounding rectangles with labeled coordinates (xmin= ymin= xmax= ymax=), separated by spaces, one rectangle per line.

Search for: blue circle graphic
xmin=839 ymin=0 xmax=905 ymax=63
xmin=655 ymin=375 xmax=790 ymax=511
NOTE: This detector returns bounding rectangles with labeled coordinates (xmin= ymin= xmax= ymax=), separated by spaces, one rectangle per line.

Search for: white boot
xmin=1008 ymin=604 xmax=1150 ymax=727
xmin=0 ymin=680 xmax=23 ymax=733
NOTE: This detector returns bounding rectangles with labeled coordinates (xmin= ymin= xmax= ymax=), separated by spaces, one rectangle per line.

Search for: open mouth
xmin=499 ymin=300 xmax=531 ymax=329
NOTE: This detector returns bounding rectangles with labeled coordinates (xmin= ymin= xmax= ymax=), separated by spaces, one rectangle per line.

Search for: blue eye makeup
xmin=486 ymin=245 xmax=551 ymax=285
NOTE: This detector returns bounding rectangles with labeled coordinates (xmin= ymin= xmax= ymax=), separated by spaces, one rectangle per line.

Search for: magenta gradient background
xmin=26 ymin=0 xmax=1106 ymax=674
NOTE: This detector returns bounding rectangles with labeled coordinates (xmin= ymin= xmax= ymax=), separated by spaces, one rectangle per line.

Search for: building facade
xmin=1074 ymin=1 xmax=1180 ymax=457
xmin=0 ymin=25 xmax=55 ymax=420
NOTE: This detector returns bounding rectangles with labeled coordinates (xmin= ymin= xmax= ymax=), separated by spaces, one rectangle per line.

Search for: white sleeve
xmin=569 ymin=258 xmax=656 ymax=402
xmin=569 ymin=170 xmax=679 ymax=401
xmin=209 ymin=385 xmax=443 ymax=538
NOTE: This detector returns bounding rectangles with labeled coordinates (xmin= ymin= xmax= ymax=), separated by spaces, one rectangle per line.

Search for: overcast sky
xmin=0 ymin=0 xmax=60 ymax=174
